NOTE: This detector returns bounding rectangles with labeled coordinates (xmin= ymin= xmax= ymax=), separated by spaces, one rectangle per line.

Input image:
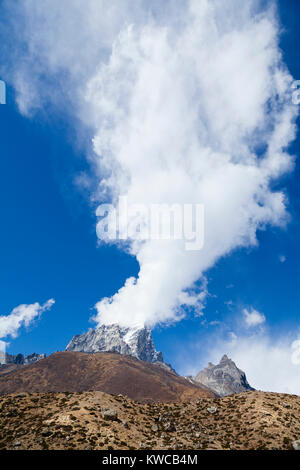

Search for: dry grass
xmin=0 ymin=390 xmax=299 ymax=450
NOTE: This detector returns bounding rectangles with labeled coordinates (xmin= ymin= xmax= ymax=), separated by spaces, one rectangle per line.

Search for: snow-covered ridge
xmin=66 ymin=324 xmax=174 ymax=372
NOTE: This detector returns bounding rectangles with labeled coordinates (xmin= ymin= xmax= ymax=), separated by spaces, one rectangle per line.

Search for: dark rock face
xmin=66 ymin=324 xmax=174 ymax=372
xmin=194 ymin=355 xmax=255 ymax=397
xmin=24 ymin=353 xmax=46 ymax=365
xmin=2 ymin=353 xmax=46 ymax=365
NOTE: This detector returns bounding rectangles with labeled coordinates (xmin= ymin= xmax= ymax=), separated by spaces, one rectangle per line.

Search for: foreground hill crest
xmin=1 ymin=390 xmax=299 ymax=450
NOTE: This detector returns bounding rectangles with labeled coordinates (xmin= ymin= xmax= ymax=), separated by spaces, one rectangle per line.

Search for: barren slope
xmin=0 ymin=351 xmax=215 ymax=402
xmin=0 ymin=364 xmax=22 ymax=376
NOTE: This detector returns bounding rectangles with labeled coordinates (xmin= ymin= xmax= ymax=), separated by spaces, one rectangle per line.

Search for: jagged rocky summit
xmin=66 ymin=324 xmax=175 ymax=373
xmin=192 ymin=354 xmax=255 ymax=397
xmin=0 ymin=352 xmax=46 ymax=365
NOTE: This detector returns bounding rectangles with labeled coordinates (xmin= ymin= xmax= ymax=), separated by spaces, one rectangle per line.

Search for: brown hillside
xmin=0 ymin=351 xmax=215 ymax=402
xmin=0 ymin=364 xmax=22 ymax=376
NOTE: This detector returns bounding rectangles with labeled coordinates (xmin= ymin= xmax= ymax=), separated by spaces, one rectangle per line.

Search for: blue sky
xmin=0 ymin=0 xmax=299 ymax=392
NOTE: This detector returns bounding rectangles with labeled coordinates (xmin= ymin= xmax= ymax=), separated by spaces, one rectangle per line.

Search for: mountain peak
xmin=194 ymin=355 xmax=255 ymax=397
xmin=220 ymin=354 xmax=230 ymax=363
xmin=66 ymin=324 xmax=174 ymax=372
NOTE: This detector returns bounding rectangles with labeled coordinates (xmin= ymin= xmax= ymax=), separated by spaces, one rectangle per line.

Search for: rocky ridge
xmin=66 ymin=324 xmax=173 ymax=372
xmin=0 ymin=353 xmax=46 ymax=366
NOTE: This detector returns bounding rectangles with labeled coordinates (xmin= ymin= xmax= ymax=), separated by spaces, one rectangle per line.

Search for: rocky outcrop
xmin=66 ymin=324 xmax=174 ymax=372
xmin=193 ymin=355 xmax=255 ymax=397
xmin=24 ymin=353 xmax=46 ymax=364
xmin=293 ymin=440 xmax=300 ymax=451
xmin=0 ymin=353 xmax=46 ymax=365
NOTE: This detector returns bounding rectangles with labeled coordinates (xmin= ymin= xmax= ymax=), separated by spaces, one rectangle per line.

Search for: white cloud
xmin=0 ymin=299 xmax=55 ymax=341
xmin=243 ymin=308 xmax=266 ymax=327
xmin=1 ymin=0 xmax=298 ymax=328
xmin=0 ymin=340 xmax=6 ymax=353
xmin=291 ymin=340 xmax=300 ymax=365
xmin=0 ymin=340 xmax=6 ymax=364
xmin=279 ymin=254 xmax=286 ymax=263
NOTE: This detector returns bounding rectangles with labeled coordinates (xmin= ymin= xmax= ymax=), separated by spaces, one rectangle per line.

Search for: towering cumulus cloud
xmin=2 ymin=0 xmax=298 ymax=327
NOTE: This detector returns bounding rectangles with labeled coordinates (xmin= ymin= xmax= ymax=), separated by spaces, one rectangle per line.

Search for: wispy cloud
xmin=243 ymin=308 xmax=266 ymax=328
xmin=0 ymin=299 xmax=55 ymax=342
